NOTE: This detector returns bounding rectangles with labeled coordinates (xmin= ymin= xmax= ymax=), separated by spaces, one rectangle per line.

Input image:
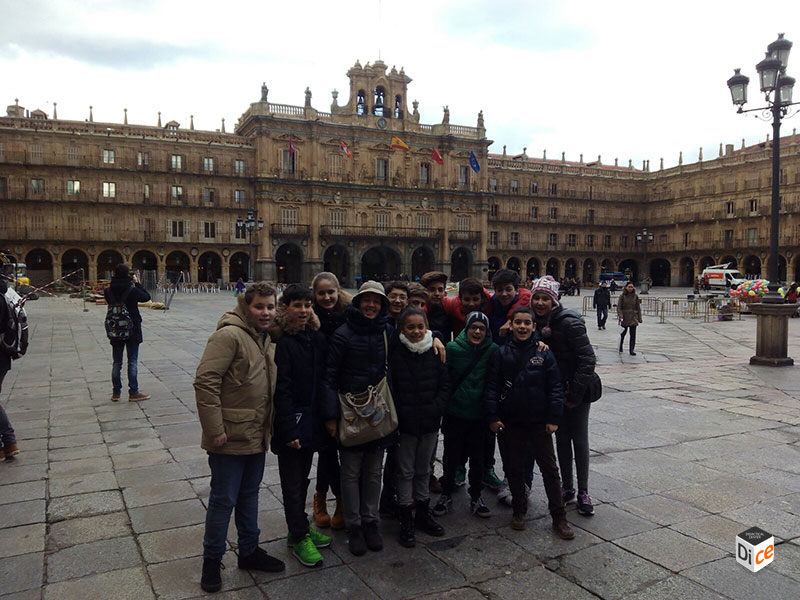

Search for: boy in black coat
xmin=485 ymin=306 xmax=574 ymax=540
xmin=272 ymin=284 xmax=333 ymax=568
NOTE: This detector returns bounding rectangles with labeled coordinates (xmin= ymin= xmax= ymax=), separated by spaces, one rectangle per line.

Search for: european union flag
xmin=469 ymin=151 xmax=480 ymax=173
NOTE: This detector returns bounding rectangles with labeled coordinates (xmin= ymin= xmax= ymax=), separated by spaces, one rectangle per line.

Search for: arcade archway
xmin=61 ymin=249 xmax=88 ymax=286
xmin=600 ymin=258 xmax=615 ymax=275
xmin=650 ymin=258 xmax=671 ymax=286
xmin=25 ymin=248 xmax=53 ymax=287
xmin=582 ymin=258 xmax=596 ymax=284
xmin=742 ymin=255 xmax=761 ymax=279
xmin=546 ymin=258 xmax=560 ymax=278
xmin=324 ymin=245 xmax=350 ymax=286
xmin=679 ymin=257 xmax=695 ymax=287
xmin=97 ymin=249 xmax=124 ymax=280
xmin=165 ymin=251 xmax=190 ymax=283
xmin=699 ymin=256 xmax=715 ymax=272
xmin=506 ymin=257 xmax=521 ymax=274
xmin=229 ymin=252 xmax=249 ymax=283
xmin=488 ymin=256 xmax=501 ymax=281
xmin=526 ymin=257 xmax=540 ymax=280
xmin=361 ymin=246 xmax=401 ymax=281
xmin=451 ymin=247 xmax=472 ymax=282
xmin=411 ymin=246 xmax=435 ymax=281
xmin=618 ymin=259 xmax=638 ymax=282
xmin=198 ymin=251 xmax=222 ymax=283
xmin=720 ymin=255 xmax=737 ymax=269
xmin=276 ymin=243 xmax=303 ymax=283
xmin=564 ymin=258 xmax=578 ymax=280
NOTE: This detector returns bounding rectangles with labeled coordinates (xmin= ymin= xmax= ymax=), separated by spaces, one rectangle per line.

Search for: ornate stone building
xmin=1 ymin=59 xmax=799 ymax=288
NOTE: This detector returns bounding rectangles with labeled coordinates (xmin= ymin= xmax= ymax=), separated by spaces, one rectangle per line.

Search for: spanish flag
xmin=432 ymin=148 xmax=444 ymax=165
xmin=339 ymin=139 xmax=352 ymax=159
xmin=391 ymin=135 xmax=409 ymax=151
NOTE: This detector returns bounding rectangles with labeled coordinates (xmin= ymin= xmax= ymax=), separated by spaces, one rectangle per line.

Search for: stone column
xmin=189 ymin=258 xmax=199 ymax=283
xmin=749 ymin=302 xmax=798 ymax=366
xmin=221 ymin=257 xmax=230 ymax=285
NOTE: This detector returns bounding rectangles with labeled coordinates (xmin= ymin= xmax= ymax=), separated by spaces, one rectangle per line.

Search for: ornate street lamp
xmin=236 ymin=210 xmax=263 ymax=282
xmin=635 ymin=227 xmax=653 ymax=292
xmin=727 ymin=32 xmax=800 ymax=366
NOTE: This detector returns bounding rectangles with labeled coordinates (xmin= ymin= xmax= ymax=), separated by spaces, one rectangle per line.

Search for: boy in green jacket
xmin=433 ymin=312 xmax=497 ymax=518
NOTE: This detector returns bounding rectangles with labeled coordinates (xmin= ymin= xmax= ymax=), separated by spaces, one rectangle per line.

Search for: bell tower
xmin=333 ymin=59 xmax=411 ymax=120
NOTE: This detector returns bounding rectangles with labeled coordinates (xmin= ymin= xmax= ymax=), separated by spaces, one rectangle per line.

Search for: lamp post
xmin=727 ymin=32 xmax=799 ymax=366
xmin=635 ymin=227 xmax=653 ymax=292
xmin=236 ymin=209 xmax=263 ymax=282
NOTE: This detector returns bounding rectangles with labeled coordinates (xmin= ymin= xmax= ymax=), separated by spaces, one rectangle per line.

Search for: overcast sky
xmin=2 ymin=0 xmax=800 ymax=168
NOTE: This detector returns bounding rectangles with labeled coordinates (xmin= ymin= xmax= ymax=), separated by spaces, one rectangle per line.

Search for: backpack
xmin=1 ymin=293 xmax=28 ymax=359
xmin=105 ymin=286 xmax=134 ymax=342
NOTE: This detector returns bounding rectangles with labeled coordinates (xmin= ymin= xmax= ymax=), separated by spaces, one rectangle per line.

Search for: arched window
xmin=356 ymin=90 xmax=366 ymax=115
xmin=394 ymin=95 xmax=403 ymax=119
xmin=373 ymin=86 xmax=385 ymax=116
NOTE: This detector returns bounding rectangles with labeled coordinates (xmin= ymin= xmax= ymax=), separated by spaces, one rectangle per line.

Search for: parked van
xmin=701 ymin=263 xmax=746 ymax=289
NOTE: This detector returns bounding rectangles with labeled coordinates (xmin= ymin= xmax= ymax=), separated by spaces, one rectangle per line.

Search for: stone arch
xmin=679 ymin=257 xmax=695 ymax=287
xmin=546 ymin=257 xmax=560 ymax=278
xmin=276 ymin=243 xmax=304 ymax=284
xmin=324 ymin=245 xmax=350 ymax=287
xmin=198 ymin=251 xmax=222 ymax=283
xmin=650 ymin=258 xmax=671 ymax=286
xmin=742 ymin=255 xmax=761 ymax=279
xmin=97 ymin=249 xmax=124 ymax=280
xmin=793 ymin=255 xmax=800 ymax=282
xmin=451 ymin=247 xmax=473 ymax=282
xmin=720 ymin=255 xmax=737 ymax=269
xmin=618 ymin=258 xmax=638 ymax=282
xmin=600 ymin=258 xmax=615 ymax=275
xmin=778 ymin=255 xmax=787 ymax=282
xmin=506 ymin=256 xmax=521 ymax=274
xmin=360 ymin=245 xmax=402 ymax=281
xmin=582 ymin=258 xmax=596 ymax=284
xmin=699 ymin=256 xmax=716 ymax=272
xmin=564 ymin=258 xmax=578 ymax=279
xmin=61 ymin=248 xmax=89 ymax=285
xmin=25 ymin=248 xmax=53 ymax=287
xmin=165 ymin=250 xmax=190 ymax=283
xmin=526 ymin=257 xmax=540 ymax=280
xmin=488 ymin=256 xmax=501 ymax=281
xmin=411 ymin=246 xmax=436 ymax=281
xmin=229 ymin=252 xmax=250 ymax=283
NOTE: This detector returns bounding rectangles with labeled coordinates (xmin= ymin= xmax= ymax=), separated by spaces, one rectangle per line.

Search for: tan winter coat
xmin=617 ymin=290 xmax=643 ymax=327
xmin=194 ymin=301 xmax=277 ymax=454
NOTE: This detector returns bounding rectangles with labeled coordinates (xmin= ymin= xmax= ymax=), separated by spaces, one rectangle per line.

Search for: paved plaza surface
xmin=1 ymin=288 xmax=798 ymax=599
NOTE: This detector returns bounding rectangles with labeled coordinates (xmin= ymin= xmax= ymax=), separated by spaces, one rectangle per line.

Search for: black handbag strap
xmin=452 ymin=344 xmax=491 ymax=393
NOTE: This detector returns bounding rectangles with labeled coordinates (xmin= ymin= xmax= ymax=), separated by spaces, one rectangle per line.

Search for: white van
xmin=701 ymin=263 xmax=746 ymax=289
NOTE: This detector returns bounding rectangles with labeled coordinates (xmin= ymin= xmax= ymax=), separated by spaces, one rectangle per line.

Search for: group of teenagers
xmin=193 ymin=268 xmax=600 ymax=593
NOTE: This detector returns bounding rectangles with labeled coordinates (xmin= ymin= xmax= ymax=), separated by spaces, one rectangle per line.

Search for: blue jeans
xmin=111 ymin=340 xmax=139 ymax=395
xmin=203 ymin=452 xmax=266 ymax=559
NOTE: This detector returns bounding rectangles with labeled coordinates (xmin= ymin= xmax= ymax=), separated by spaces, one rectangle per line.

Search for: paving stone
xmin=138 ymin=524 xmax=205 ymax=563
xmin=412 ymin=588 xmax=487 ymax=600
xmin=663 ymin=475 xmax=786 ymax=513
xmin=426 ymin=532 xmax=538 ymax=583
xmin=478 ymin=565 xmax=597 ymax=599
xmin=670 ymin=514 xmax=752 ymax=553
xmin=110 ymin=448 xmax=173 ymax=470
xmin=625 ymin=575 xmax=728 ymax=599
xmin=616 ymin=527 xmax=727 ymax=572
xmin=0 ymin=480 xmax=46 ymax=505
xmin=617 ymin=494 xmax=710 ymax=526
xmin=48 ymin=443 xmax=109 ymax=462
xmin=683 ymin=557 xmax=799 ymax=600
xmin=0 ymin=499 xmax=45 ymax=528
xmin=129 ymin=498 xmax=207 ymax=533
xmin=349 ymin=550 xmax=466 ymax=600
xmin=497 ymin=514 xmax=603 ymax=560
xmin=0 ymin=552 xmax=44 ymax=595
xmin=567 ymin=503 xmax=659 ymax=541
xmin=558 ymin=541 xmax=670 ymax=600
xmin=0 ymin=523 xmax=46 ymax=556
xmin=107 ymin=437 xmax=165 ymax=455
xmin=47 ymin=512 xmax=131 ymax=550
xmin=48 ymin=432 xmax=105 ymax=449
xmin=49 ymin=471 xmax=119 ymax=497
xmin=46 ymin=536 xmax=141 ymax=582
xmin=185 ymin=589 xmax=264 ymax=600
xmin=722 ymin=503 xmax=800 ymax=540
xmin=259 ymin=565 xmax=378 ymax=600
xmin=102 ymin=427 xmax=159 ymax=444
xmin=99 ymin=418 xmax=151 ymax=432
xmin=0 ymin=463 xmax=47 ymax=484
xmin=50 ymin=423 xmax=102 ymax=437
xmin=147 ymin=555 xmax=254 ymax=600
xmin=48 ymin=455 xmax=113 ymax=476
xmin=588 ymin=471 xmax=650 ymax=503
xmin=0 ymin=588 xmax=42 ymax=600
xmin=47 ymin=490 xmax=124 ymax=522
xmin=43 ymin=566 xmax=155 ymax=600
xmin=122 ymin=479 xmax=196 ymax=508
xmin=115 ymin=461 xmax=186 ymax=487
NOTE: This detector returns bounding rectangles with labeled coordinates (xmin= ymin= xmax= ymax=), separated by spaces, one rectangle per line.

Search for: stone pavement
xmin=0 ymin=289 xmax=798 ymax=599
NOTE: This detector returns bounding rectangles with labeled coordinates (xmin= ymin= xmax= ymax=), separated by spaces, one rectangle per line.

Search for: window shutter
xmin=166 ymin=219 xmax=172 ymax=238
xmin=184 ymin=219 xmax=190 ymax=241
xmin=216 ymin=221 xmax=222 ymax=240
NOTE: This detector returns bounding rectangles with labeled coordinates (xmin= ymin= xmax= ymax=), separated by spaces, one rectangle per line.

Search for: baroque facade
xmin=1 ymin=59 xmax=800 ymax=289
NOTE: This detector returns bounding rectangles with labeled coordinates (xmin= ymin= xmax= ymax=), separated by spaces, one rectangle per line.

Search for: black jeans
xmin=503 ymin=424 xmax=565 ymax=519
xmin=315 ymin=444 xmax=341 ymax=497
xmin=277 ymin=447 xmax=315 ymax=541
xmin=497 ymin=428 xmax=535 ymax=489
xmin=556 ymin=401 xmax=591 ymax=492
xmin=619 ymin=325 xmax=637 ymax=352
xmin=441 ymin=415 xmax=485 ymax=499
xmin=596 ymin=306 xmax=609 ymax=328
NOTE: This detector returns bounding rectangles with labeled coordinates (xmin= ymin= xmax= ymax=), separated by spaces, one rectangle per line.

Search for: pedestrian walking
xmin=617 ymin=282 xmax=643 ymax=356
xmin=593 ymin=281 xmax=611 ymax=330
xmin=485 ymin=306 xmax=575 ymax=539
xmin=530 ymin=275 xmax=599 ymax=517
xmin=234 ymin=277 xmax=246 ymax=297
xmin=103 ymin=264 xmax=151 ymax=402
xmin=194 ymin=282 xmax=285 ymax=593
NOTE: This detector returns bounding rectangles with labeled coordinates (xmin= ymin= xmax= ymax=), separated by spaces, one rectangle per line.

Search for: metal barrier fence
xmin=582 ymin=295 xmax=747 ymax=323
xmin=581 ymin=295 xmax=660 ymax=317
xmin=658 ymin=298 xmax=709 ymax=323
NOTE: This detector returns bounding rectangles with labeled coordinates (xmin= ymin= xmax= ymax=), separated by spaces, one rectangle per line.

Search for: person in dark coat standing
xmin=593 ymin=281 xmax=611 ymax=330
xmin=104 ymin=264 xmax=151 ymax=401
xmin=389 ymin=306 xmax=450 ymax=547
xmin=617 ymin=282 xmax=643 ymax=355
xmin=485 ymin=306 xmax=574 ymax=539
xmin=420 ymin=271 xmax=452 ymax=343
xmin=530 ymin=275 xmax=598 ymax=517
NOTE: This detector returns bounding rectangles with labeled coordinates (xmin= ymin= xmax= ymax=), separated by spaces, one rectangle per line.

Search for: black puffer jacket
xmin=271 ymin=308 xmax=328 ymax=452
xmin=321 ymin=304 xmax=395 ymax=450
xmin=536 ymin=305 xmax=597 ymax=403
xmin=427 ymin=304 xmax=452 ymax=343
xmin=389 ymin=340 xmax=450 ymax=437
xmin=103 ymin=276 xmax=151 ymax=344
xmin=485 ymin=337 xmax=563 ymax=426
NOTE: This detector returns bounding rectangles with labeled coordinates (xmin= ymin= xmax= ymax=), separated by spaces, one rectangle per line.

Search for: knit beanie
xmin=465 ymin=311 xmax=490 ymax=330
xmin=530 ymin=276 xmax=560 ymax=306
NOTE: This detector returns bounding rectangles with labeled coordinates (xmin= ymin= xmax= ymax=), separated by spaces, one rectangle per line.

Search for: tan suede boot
xmin=313 ymin=492 xmax=331 ymax=528
xmin=331 ymin=496 xmax=345 ymax=530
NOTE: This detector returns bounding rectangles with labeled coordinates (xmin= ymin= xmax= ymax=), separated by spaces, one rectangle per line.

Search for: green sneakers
xmin=482 ymin=467 xmax=503 ymax=490
xmin=291 ymin=533 xmax=323 ymax=568
xmin=307 ymin=526 xmax=332 ymax=549
xmin=454 ymin=464 xmax=467 ymax=487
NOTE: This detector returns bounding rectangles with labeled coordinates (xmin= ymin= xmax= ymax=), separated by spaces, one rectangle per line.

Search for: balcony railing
xmin=448 ymin=230 xmax=481 ymax=243
xmin=320 ymin=225 xmax=443 ymax=240
xmin=0 ymin=226 xmax=247 ymax=245
xmin=270 ymin=223 xmax=310 ymax=237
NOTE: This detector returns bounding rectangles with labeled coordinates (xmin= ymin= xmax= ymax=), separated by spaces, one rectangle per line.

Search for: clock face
xmin=377 ymin=117 xmax=387 ymax=129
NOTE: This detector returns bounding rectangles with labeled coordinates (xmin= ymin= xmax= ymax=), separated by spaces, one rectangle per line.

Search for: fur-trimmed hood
xmin=269 ymin=304 xmax=321 ymax=341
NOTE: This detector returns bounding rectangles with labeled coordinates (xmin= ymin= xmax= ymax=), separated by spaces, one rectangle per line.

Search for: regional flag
xmin=289 ymin=135 xmax=295 ymax=156
xmin=391 ymin=135 xmax=409 ymax=151
xmin=469 ymin=151 xmax=480 ymax=173
xmin=339 ymin=139 xmax=352 ymax=158
xmin=432 ymin=148 xmax=444 ymax=165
